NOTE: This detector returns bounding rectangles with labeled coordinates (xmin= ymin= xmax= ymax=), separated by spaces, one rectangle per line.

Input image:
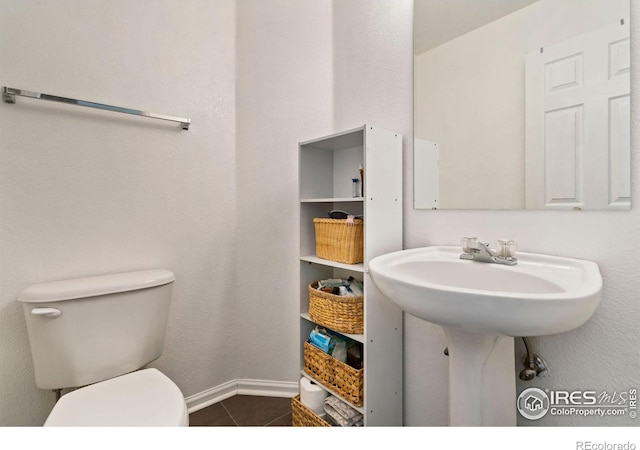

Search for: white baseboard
xmin=186 ymin=379 xmax=298 ymax=414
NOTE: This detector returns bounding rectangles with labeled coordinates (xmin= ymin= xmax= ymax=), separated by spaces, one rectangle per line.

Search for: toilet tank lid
xmin=18 ymin=269 xmax=175 ymax=303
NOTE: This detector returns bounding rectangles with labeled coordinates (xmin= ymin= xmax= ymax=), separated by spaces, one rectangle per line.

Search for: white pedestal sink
xmin=369 ymin=246 xmax=602 ymax=426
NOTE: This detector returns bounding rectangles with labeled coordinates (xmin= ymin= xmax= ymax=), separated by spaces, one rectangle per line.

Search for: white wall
xmin=334 ymin=0 xmax=640 ymax=426
xmin=415 ymin=0 xmax=629 ymax=209
xmin=0 ymin=0 xmax=238 ymax=425
xmin=234 ymin=0 xmax=333 ymax=382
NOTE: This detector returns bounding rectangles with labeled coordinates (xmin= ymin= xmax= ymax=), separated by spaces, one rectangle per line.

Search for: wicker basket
xmin=308 ymin=282 xmax=363 ymax=334
xmin=291 ymin=394 xmax=331 ymax=427
xmin=303 ymin=341 xmax=364 ymax=407
xmin=313 ymin=218 xmax=364 ymax=264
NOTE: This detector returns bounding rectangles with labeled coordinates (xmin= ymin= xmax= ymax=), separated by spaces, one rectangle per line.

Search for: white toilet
xmin=18 ymin=269 xmax=189 ymax=426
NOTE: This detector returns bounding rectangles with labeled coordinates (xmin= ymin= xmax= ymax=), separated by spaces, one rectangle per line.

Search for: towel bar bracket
xmin=2 ymin=88 xmax=15 ymax=104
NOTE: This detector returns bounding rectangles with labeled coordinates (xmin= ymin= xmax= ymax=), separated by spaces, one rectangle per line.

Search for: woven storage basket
xmin=313 ymin=218 xmax=364 ymax=264
xmin=291 ymin=394 xmax=331 ymax=427
xmin=303 ymin=341 xmax=364 ymax=407
xmin=308 ymin=282 xmax=363 ymax=334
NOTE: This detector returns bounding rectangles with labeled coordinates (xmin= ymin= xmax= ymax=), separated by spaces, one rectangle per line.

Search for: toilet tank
xmin=18 ymin=270 xmax=175 ymax=390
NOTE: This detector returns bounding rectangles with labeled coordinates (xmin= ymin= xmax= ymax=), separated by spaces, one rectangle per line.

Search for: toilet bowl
xmin=45 ymin=369 xmax=188 ymax=426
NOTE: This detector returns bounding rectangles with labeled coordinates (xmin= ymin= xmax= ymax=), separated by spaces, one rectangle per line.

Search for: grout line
xmin=221 ymin=402 xmax=239 ymax=426
xmin=264 ymin=410 xmax=292 ymax=427
xmin=194 ymin=395 xmax=292 ymax=426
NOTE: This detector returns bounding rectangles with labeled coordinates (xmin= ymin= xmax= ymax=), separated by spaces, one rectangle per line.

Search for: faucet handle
xmin=497 ymin=239 xmax=516 ymax=258
xmin=461 ymin=236 xmax=478 ymax=253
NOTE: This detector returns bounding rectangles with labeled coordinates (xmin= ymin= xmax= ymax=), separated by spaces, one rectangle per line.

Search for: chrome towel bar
xmin=2 ymin=86 xmax=191 ymax=130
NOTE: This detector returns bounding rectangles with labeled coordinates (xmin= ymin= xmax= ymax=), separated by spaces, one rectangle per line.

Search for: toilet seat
xmin=44 ymin=368 xmax=189 ymax=426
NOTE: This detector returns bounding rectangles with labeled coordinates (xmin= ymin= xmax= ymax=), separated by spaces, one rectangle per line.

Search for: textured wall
xmin=234 ymin=0 xmax=333 ymax=382
xmin=0 ymin=0 xmax=237 ymax=425
xmin=333 ymin=0 xmax=640 ymax=426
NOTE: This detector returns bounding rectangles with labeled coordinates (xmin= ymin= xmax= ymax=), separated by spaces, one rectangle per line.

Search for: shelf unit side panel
xmin=363 ymin=127 xmax=403 ymax=265
xmin=361 ymin=125 xmax=404 ymax=426
xmin=363 ymin=273 xmax=404 ymax=426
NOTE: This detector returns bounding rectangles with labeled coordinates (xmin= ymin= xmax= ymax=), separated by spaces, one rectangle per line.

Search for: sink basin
xmin=368 ymin=246 xmax=602 ymax=336
xmin=368 ymin=245 xmax=602 ymax=426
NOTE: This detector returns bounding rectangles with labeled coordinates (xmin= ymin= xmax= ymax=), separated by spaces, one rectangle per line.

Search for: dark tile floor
xmin=189 ymin=395 xmax=292 ymax=426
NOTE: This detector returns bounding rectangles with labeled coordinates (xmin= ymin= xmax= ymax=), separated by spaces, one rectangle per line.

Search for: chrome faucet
xmin=460 ymin=237 xmax=517 ymax=266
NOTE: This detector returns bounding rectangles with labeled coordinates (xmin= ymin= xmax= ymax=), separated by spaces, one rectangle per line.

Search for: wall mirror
xmin=413 ymin=0 xmax=630 ymax=210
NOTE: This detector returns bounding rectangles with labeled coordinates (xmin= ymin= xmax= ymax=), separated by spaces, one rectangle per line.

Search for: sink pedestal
xmin=443 ymin=328 xmax=516 ymax=426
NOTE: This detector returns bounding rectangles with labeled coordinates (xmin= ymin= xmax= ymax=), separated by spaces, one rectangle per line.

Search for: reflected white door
xmin=525 ymin=20 xmax=630 ymax=209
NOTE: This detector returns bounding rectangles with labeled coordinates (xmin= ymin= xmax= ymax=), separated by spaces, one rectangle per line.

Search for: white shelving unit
xmin=298 ymin=125 xmax=403 ymax=426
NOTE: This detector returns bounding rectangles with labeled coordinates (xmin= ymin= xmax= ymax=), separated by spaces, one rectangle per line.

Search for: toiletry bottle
xmin=352 ymin=178 xmax=360 ymax=198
